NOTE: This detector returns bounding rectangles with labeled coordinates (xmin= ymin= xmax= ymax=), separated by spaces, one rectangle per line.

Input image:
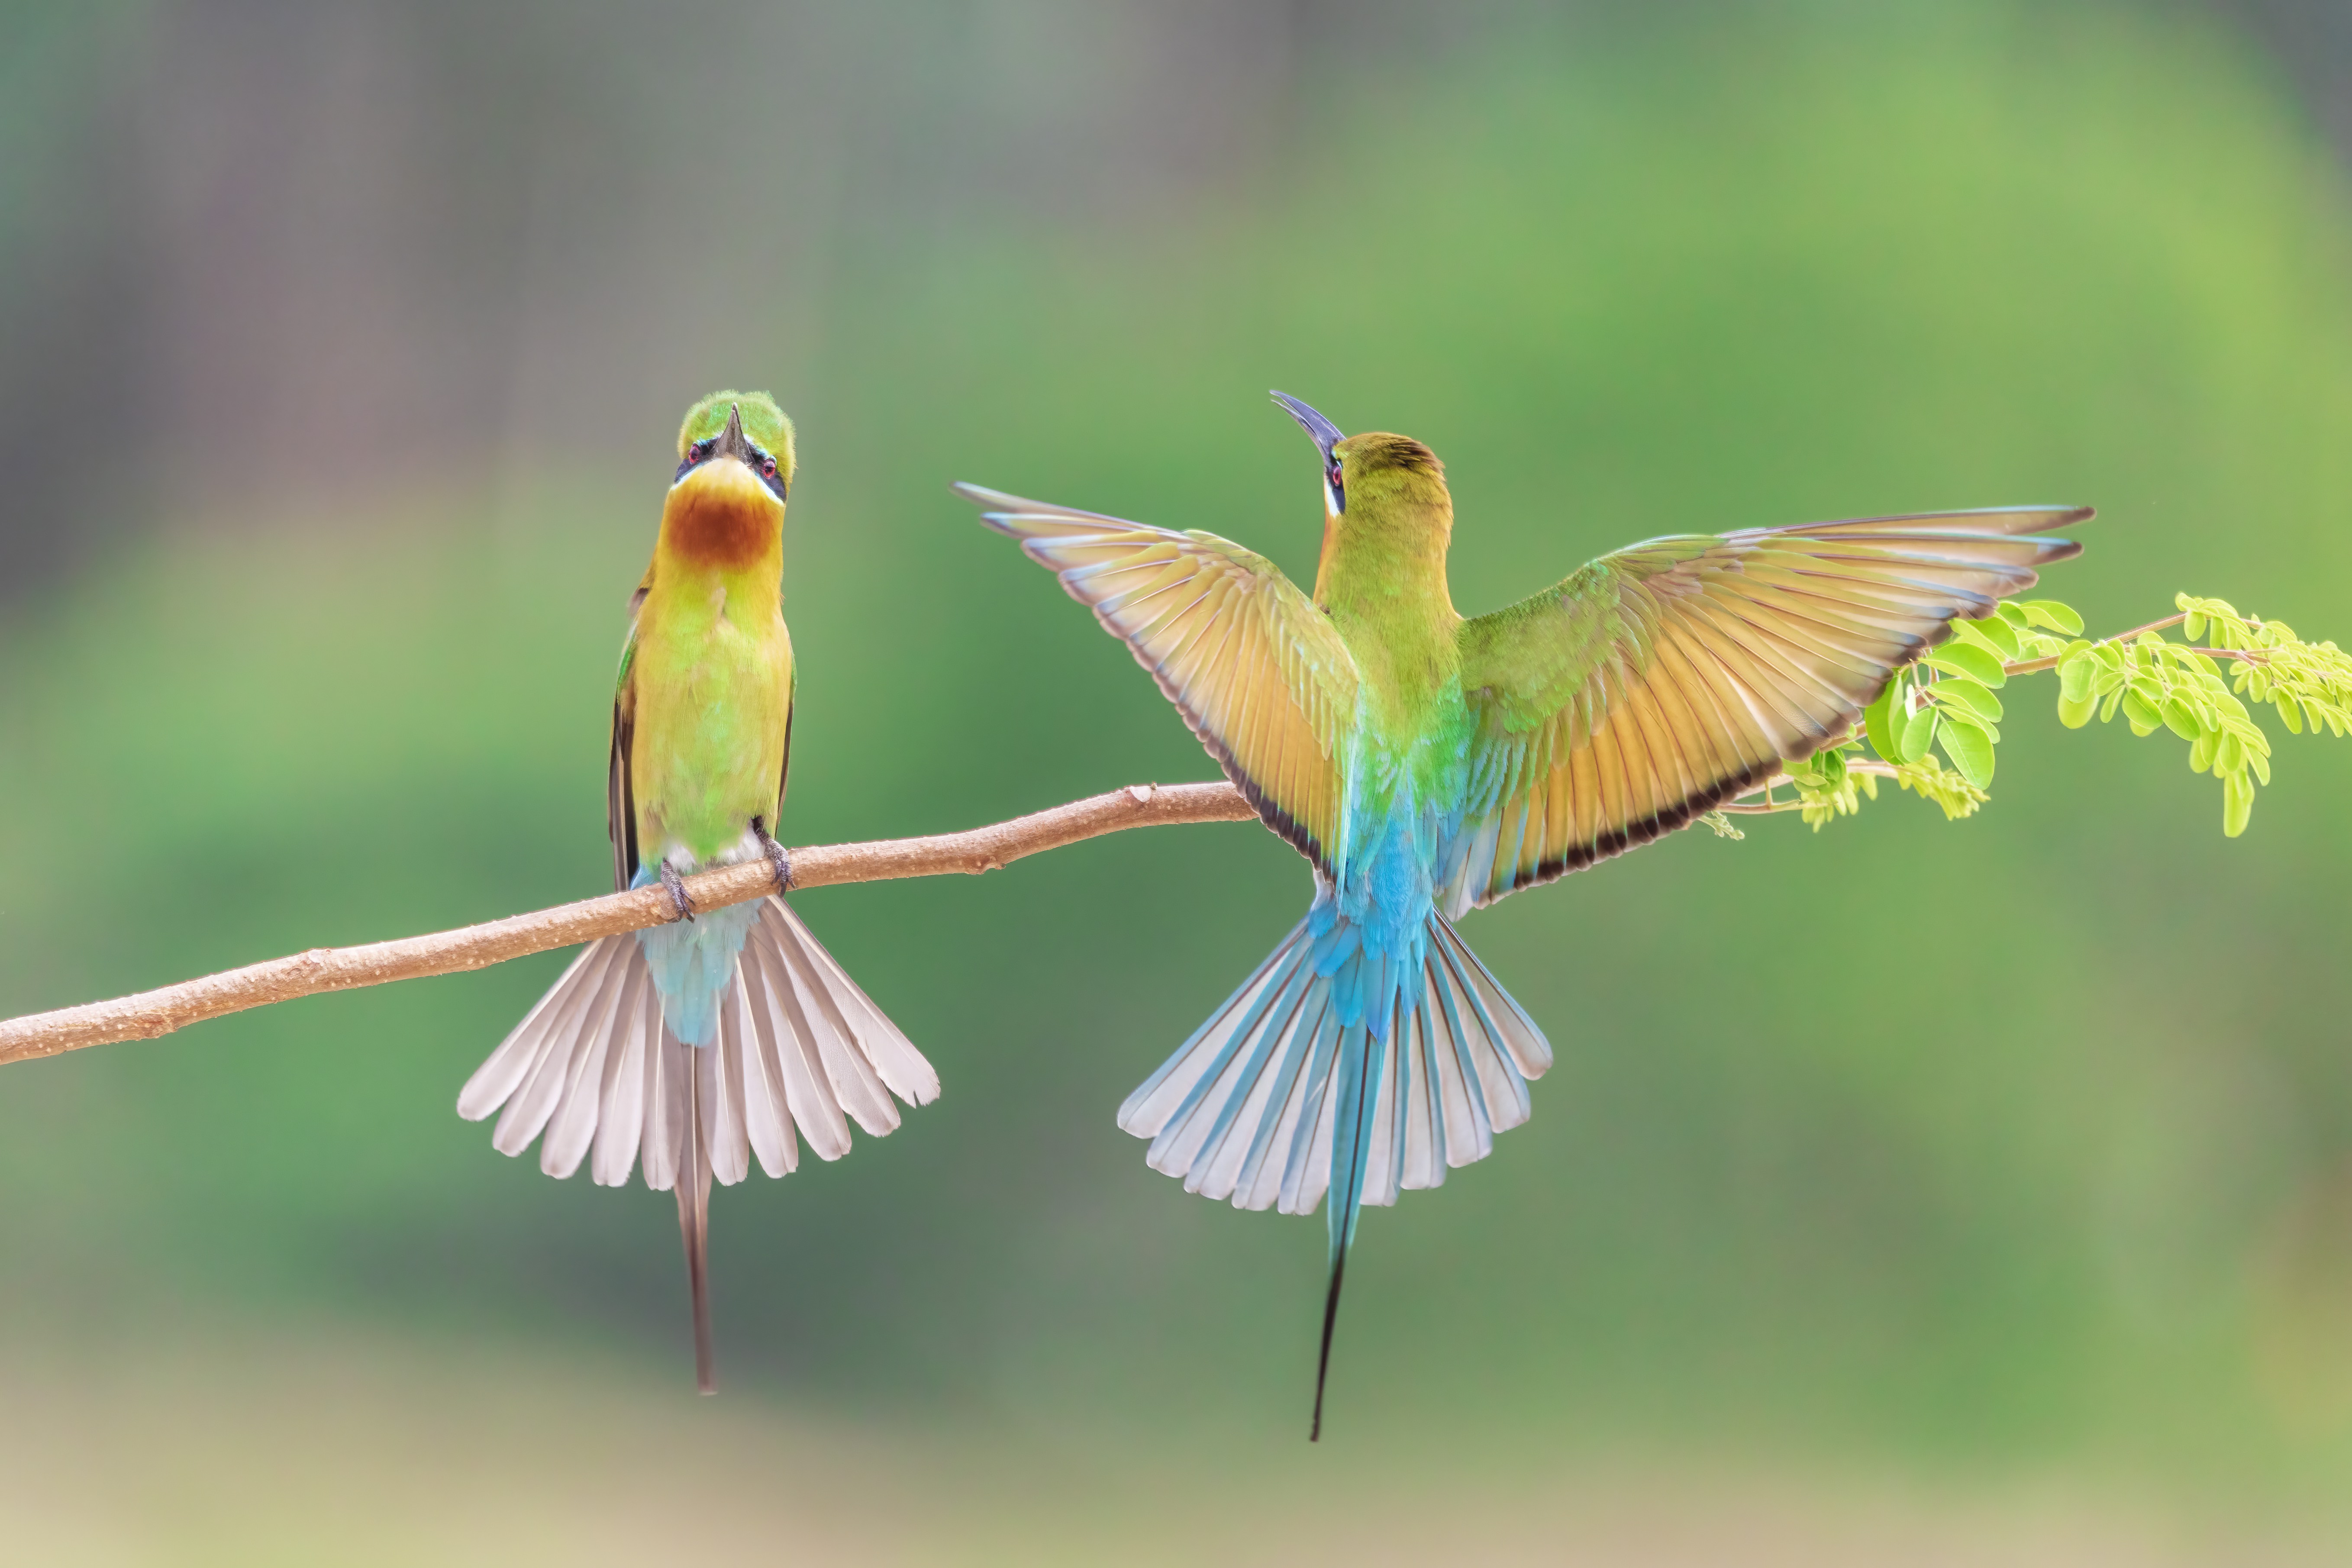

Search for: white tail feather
xmin=458 ymin=896 xmax=936 ymax=1189
xmin=1117 ymin=910 xmax=1551 ymax=1218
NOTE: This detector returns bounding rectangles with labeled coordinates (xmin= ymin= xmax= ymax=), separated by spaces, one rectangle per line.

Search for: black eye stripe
xmin=672 ymin=432 xmax=790 ymax=500
xmin=671 ymin=434 xmax=787 ymax=500
xmin=746 ymin=441 xmax=787 ymax=500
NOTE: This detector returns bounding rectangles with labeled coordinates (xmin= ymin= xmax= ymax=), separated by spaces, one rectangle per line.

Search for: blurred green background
xmin=6 ymin=0 xmax=2352 ymax=1560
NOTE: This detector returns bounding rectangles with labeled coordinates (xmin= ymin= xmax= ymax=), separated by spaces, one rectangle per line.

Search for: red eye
xmin=762 ymin=458 xmax=777 ymax=478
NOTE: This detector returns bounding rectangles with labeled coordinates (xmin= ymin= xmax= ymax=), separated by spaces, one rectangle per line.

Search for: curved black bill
xmin=1271 ymin=390 xmax=1344 ymax=460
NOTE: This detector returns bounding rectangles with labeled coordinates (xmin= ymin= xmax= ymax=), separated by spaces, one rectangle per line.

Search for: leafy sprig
xmin=1724 ymin=594 xmax=2352 ymax=838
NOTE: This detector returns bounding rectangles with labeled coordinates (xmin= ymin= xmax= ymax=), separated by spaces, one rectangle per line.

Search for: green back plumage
xmin=1312 ymin=435 xmax=1469 ymax=805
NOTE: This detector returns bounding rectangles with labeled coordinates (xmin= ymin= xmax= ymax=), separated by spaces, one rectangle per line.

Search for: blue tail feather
xmin=1118 ymin=896 xmax=1554 ymax=1436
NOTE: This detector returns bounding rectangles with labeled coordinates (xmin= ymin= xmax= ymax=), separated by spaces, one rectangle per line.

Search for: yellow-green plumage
xmin=621 ymin=407 xmax=796 ymax=879
xmin=611 ymin=392 xmax=798 ymax=884
xmin=462 ymin=391 xmax=936 ymax=1397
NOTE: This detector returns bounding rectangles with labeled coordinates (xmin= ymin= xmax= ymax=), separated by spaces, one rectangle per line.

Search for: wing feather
xmin=958 ymin=483 xmax=1358 ymax=873
xmin=609 ymin=628 xmax=641 ymax=894
xmin=1449 ymin=505 xmax=2086 ymax=910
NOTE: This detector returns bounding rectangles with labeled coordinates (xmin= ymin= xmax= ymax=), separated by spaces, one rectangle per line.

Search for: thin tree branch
xmin=0 ymin=781 xmax=1258 ymax=1068
xmin=2004 ymin=612 xmax=2190 ymax=676
xmin=1719 ymin=758 xmax=1908 ymax=814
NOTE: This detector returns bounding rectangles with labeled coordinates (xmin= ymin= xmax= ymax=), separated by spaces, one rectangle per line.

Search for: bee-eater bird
xmin=958 ymin=393 xmax=2083 ymax=1437
xmin=460 ymin=391 xmax=939 ymax=1393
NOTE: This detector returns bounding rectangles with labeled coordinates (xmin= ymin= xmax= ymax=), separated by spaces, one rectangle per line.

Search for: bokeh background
xmin=5 ymin=0 xmax=2352 ymax=1561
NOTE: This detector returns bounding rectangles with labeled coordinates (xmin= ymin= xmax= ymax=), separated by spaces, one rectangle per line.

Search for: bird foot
xmin=659 ymin=862 xmax=697 ymax=922
xmin=750 ymin=817 xmax=791 ymax=894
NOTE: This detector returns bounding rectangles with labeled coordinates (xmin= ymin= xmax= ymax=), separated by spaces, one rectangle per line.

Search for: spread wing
xmin=1445 ymin=505 xmax=2088 ymax=913
xmin=956 ymin=483 xmax=1360 ymax=873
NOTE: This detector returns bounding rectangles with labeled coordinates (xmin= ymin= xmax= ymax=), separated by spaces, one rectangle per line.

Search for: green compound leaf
xmin=2224 ymin=770 xmax=2254 ymax=837
xmin=1863 ymin=681 xmax=1900 ymax=763
xmin=1929 ymin=677 xmax=2004 ymax=724
xmin=1925 ymin=640 xmax=2007 ymax=687
xmin=1705 ymin=590 xmax=2349 ymax=849
xmin=2016 ymin=599 xmax=2085 ymax=635
xmin=1938 ymin=715 xmax=1996 ymax=787
xmin=1897 ymin=700 xmax=1938 ymax=764
xmin=2160 ymin=695 xmax=2200 ymax=741
xmin=1954 ymin=614 xmax=2021 ymax=662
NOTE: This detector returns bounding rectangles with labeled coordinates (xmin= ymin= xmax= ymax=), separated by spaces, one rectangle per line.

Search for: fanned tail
xmin=459 ymin=894 xmax=939 ymax=1389
xmin=1118 ymin=908 xmax=1550 ymax=1437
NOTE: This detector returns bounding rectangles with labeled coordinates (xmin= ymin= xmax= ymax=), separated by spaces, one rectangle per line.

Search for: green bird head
xmin=1273 ymin=391 xmax=1452 ymax=587
xmin=656 ymin=390 xmax=798 ymax=574
xmin=674 ymin=390 xmax=796 ymax=500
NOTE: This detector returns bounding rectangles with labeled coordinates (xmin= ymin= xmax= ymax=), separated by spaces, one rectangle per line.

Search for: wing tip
xmin=1964 ymin=503 xmax=2094 ymax=533
xmin=1754 ymin=502 xmax=2095 ymax=541
xmin=1915 ymin=502 xmax=2095 ymax=533
xmin=954 ymin=481 xmax=1144 ymax=535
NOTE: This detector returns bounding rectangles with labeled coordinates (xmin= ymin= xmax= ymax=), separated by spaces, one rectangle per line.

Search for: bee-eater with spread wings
xmin=461 ymin=391 xmax=939 ymax=1393
xmin=958 ymin=392 xmax=2083 ymax=1437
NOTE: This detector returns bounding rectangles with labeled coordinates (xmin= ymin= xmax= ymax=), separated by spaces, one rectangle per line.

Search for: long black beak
xmin=713 ymin=402 xmax=752 ymax=464
xmin=1271 ymin=390 xmax=1344 ymax=462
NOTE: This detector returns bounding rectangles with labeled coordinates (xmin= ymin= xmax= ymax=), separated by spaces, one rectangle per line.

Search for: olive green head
xmin=675 ymin=390 xmax=796 ymax=499
xmin=1334 ymin=432 xmax=1446 ymax=508
xmin=1270 ymin=390 xmax=1449 ymax=526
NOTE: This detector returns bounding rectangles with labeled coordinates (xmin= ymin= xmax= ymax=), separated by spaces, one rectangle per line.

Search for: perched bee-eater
xmin=462 ymin=391 xmax=938 ymax=1393
xmin=960 ymin=393 xmax=2083 ymax=1437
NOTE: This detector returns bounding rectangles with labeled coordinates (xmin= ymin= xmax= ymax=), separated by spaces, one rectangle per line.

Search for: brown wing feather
xmin=609 ymin=624 xmax=642 ymax=894
xmin=1444 ymin=505 xmax=2088 ymax=913
xmin=774 ymin=664 xmax=795 ymax=829
xmin=957 ymin=483 xmax=1358 ymax=872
